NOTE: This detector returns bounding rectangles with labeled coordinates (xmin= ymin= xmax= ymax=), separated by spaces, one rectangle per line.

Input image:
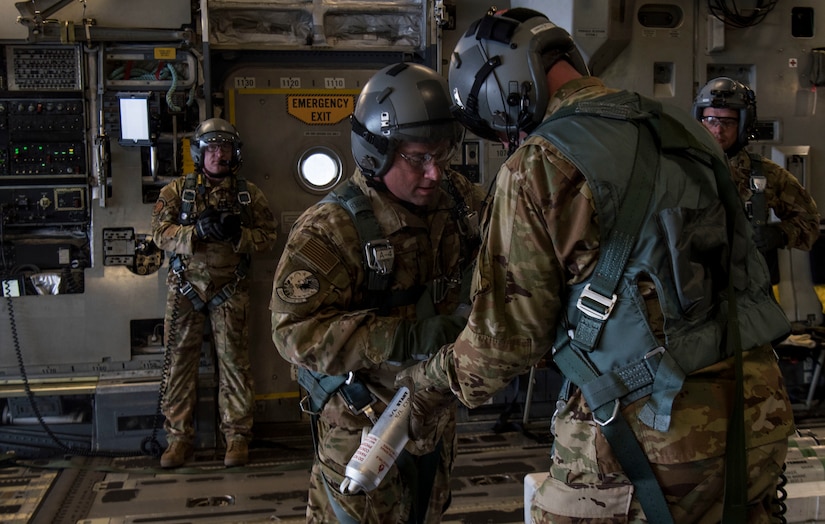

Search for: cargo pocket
xmin=657 ymin=202 xmax=727 ymax=317
xmin=530 ymin=475 xmax=633 ymax=523
xmin=318 ymin=461 xmax=368 ymax=524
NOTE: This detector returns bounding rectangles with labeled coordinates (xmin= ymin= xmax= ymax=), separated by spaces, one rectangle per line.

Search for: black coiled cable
xmin=140 ymin=291 xmax=180 ymax=458
xmin=5 ymin=282 xmax=143 ymax=458
xmin=4 ymin=277 xmax=176 ymax=460
xmin=771 ymin=462 xmax=788 ymax=524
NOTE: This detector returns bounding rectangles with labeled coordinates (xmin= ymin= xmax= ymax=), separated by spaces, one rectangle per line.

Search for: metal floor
xmin=4 ymin=351 xmax=825 ymax=524
xmin=0 ymin=419 xmax=553 ymax=524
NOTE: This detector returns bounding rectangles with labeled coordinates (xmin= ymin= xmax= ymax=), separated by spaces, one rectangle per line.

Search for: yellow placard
xmin=154 ymin=47 xmax=177 ymax=60
xmin=287 ymin=94 xmax=355 ymax=125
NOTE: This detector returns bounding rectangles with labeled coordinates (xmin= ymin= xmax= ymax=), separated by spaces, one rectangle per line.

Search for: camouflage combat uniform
xmin=728 ymin=149 xmax=820 ymax=250
xmin=270 ymin=170 xmax=484 ymax=523
xmin=418 ymin=77 xmax=795 ymax=522
xmin=152 ymin=173 xmax=277 ymax=446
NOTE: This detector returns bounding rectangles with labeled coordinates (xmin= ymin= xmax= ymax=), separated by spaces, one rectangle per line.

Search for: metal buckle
xmin=178 ymin=281 xmax=194 ymax=295
xmin=749 ymin=175 xmax=767 ymax=193
xmin=299 ymin=395 xmax=319 ymax=415
xmin=645 ymin=346 xmax=665 ymax=360
xmin=182 ymin=188 xmax=196 ymax=203
xmin=576 ymin=284 xmax=617 ymax=321
xmin=344 ymin=372 xmax=378 ymax=423
xmin=364 ymin=239 xmax=394 ymax=275
xmin=222 ymin=281 xmax=237 ymax=297
xmin=592 ymin=399 xmax=620 ymax=427
xmin=431 ymin=275 xmax=459 ymax=304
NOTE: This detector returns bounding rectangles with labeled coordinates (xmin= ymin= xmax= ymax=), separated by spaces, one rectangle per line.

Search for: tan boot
xmin=224 ymin=437 xmax=248 ymax=467
xmin=160 ymin=441 xmax=193 ymax=469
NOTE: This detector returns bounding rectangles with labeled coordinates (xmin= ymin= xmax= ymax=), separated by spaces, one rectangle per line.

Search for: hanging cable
xmin=707 ymin=0 xmax=779 ymax=29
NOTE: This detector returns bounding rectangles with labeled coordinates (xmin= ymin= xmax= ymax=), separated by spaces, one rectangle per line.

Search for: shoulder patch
xmin=296 ymin=236 xmax=338 ymax=275
xmin=153 ymin=199 xmax=165 ymax=214
xmin=276 ymin=270 xmax=321 ymax=304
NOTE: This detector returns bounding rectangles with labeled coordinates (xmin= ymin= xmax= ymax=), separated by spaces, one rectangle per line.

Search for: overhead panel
xmin=207 ymin=0 xmax=429 ymax=54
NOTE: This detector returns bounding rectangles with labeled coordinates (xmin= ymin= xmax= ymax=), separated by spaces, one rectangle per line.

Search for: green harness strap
xmin=548 ymin=92 xmax=749 ymax=523
xmin=179 ymin=172 xmax=253 ymax=226
xmin=548 ymin=95 xmax=673 ymax=524
xmin=320 ymin=180 xmax=426 ymax=314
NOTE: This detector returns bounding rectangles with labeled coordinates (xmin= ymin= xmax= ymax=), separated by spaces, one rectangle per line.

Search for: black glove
xmin=218 ymin=212 xmax=242 ymax=242
xmin=754 ymin=224 xmax=786 ymax=254
xmin=387 ymin=315 xmax=467 ymax=364
xmin=195 ymin=208 xmax=222 ymax=241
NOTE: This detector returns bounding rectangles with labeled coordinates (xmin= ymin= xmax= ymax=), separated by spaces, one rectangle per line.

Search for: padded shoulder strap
xmin=321 ymin=180 xmax=385 ymax=250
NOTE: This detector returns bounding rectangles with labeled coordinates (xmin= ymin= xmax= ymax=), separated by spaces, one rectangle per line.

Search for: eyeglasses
xmin=205 ymin=143 xmax=233 ymax=153
xmin=701 ymin=116 xmax=739 ymax=130
xmin=397 ymin=148 xmax=455 ymax=171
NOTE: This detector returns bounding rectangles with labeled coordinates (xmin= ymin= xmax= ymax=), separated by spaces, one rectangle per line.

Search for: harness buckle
xmin=576 ymin=283 xmax=617 ymax=321
xmin=364 ymin=239 xmax=394 ymax=275
xmin=592 ymin=399 xmax=620 ymax=427
xmin=645 ymin=346 xmax=665 ymax=360
xmin=178 ymin=281 xmax=194 ymax=296
xmin=222 ymin=281 xmax=237 ymax=297
xmin=431 ymin=275 xmax=459 ymax=304
xmin=749 ymin=175 xmax=767 ymax=193
xmin=182 ymin=188 xmax=196 ymax=204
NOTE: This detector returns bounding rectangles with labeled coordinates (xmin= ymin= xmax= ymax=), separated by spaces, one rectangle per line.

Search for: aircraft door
xmin=222 ymin=66 xmax=376 ymax=424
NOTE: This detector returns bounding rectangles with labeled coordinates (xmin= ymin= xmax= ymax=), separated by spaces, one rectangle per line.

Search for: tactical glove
xmin=195 ymin=208 xmax=222 ymax=241
xmin=395 ymin=371 xmax=456 ymax=452
xmin=754 ymin=224 xmax=786 ymax=254
xmin=387 ymin=314 xmax=467 ymax=365
xmin=218 ymin=212 xmax=242 ymax=242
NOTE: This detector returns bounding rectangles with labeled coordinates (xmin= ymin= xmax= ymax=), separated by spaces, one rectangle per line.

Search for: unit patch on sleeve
xmin=276 ymin=270 xmax=321 ymax=304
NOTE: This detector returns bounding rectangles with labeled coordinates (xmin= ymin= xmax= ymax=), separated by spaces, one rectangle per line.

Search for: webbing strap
xmin=650 ymin=111 xmax=750 ymax=522
xmin=297 ymin=368 xmax=347 ymax=413
xmin=553 ymin=345 xmax=674 ymax=523
xmin=170 ymin=255 xmax=249 ymax=313
xmin=322 ymin=480 xmax=360 ymax=524
xmin=541 ymin=93 xmax=673 ymax=522
xmin=321 ymin=182 xmax=392 ymax=295
xmin=572 ymin=111 xmax=657 ymax=353
xmin=179 ymin=173 xmax=252 ymax=225
xmin=707 ymin=146 xmax=750 ymax=524
xmin=297 ymin=368 xmax=376 ymax=417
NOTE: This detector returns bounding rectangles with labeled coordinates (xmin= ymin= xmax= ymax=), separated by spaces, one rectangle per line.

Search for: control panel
xmin=6 ymin=46 xmax=83 ymax=91
xmin=0 ymin=95 xmax=88 ymax=226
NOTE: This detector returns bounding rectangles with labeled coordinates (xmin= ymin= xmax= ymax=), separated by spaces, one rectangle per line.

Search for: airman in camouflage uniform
xmin=152 ymin=118 xmax=277 ymax=468
xmin=727 ymin=151 xmax=820 ymax=250
xmin=270 ymin=63 xmax=484 ymax=523
xmin=694 ymin=77 xmax=820 ymax=283
xmin=401 ymin=8 xmax=795 ymax=523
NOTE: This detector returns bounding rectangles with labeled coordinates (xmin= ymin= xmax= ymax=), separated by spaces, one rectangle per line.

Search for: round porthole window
xmin=297 ymin=147 xmax=343 ymax=193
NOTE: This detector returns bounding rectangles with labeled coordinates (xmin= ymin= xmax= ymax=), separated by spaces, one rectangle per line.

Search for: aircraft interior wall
xmin=0 ymin=0 xmax=822 ymax=462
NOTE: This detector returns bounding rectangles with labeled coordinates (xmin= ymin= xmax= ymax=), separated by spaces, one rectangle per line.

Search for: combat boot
xmin=160 ymin=441 xmax=193 ymax=468
xmin=224 ymin=437 xmax=248 ymax=467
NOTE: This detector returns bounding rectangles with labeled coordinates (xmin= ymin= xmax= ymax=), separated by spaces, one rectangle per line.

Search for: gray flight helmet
xmin=692 ymin=77 xmax=757 ymax=151
xmin=448 ymin=8 xmax=589 ymax=145
xmin=190 ymin=117 xmax=243 ymax=173
xmin=350 ymin=62 xmax=464 ymax=178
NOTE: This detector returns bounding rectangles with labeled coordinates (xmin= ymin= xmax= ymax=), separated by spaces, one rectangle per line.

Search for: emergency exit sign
xmin=286 ymin=94 xmax=356 ymax=125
